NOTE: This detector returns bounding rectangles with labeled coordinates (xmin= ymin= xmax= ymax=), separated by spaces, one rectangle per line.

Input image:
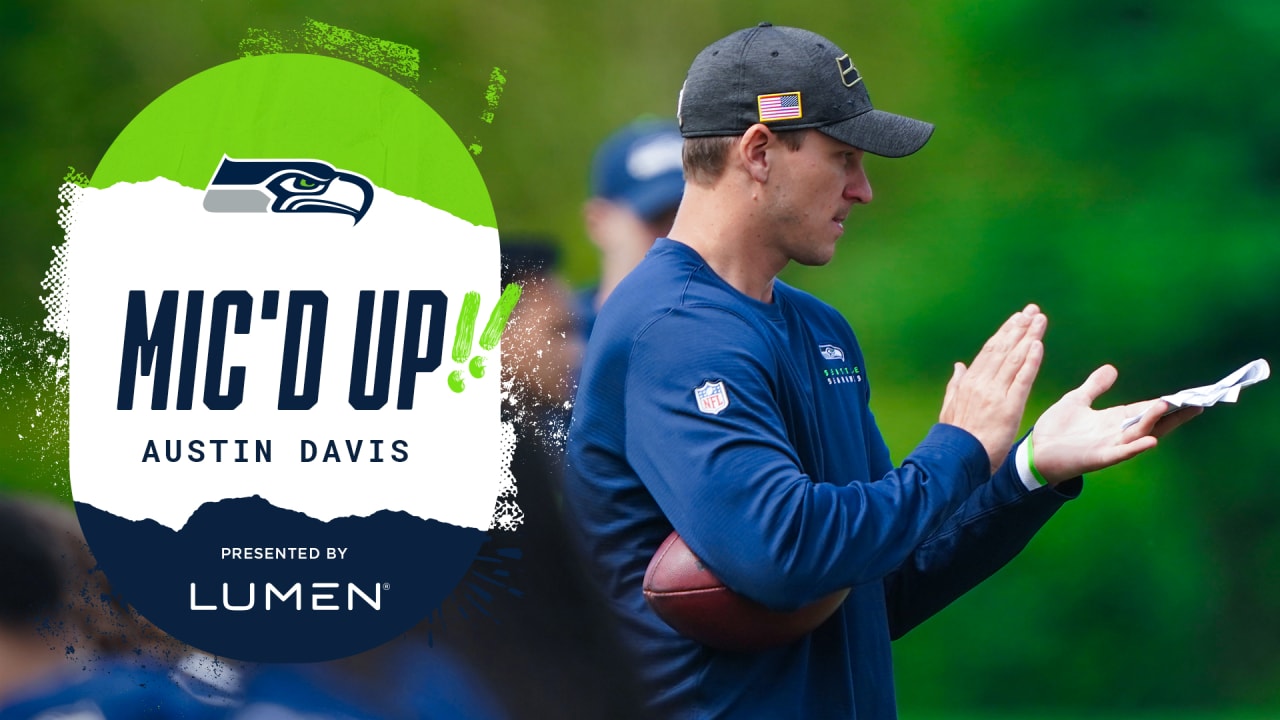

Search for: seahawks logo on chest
xmin=818 ymin=344 xmax=863 ymax=385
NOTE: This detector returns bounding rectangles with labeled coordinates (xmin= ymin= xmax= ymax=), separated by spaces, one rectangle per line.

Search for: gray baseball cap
xmin=677 ymin=23 xmax=934 ymax=158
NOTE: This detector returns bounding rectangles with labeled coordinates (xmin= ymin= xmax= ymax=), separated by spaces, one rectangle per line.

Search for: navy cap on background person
xmin=677 ymin=22 xmax=934 ymax=157
xmin=588 ymin=119 xmax=685 ymax=223
xmin=581 ymin=119 xmax=686 ymax=336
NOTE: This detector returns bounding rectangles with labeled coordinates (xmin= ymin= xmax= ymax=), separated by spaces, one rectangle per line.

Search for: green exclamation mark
xmin=448 ymin=284 xmax=523 ymax=393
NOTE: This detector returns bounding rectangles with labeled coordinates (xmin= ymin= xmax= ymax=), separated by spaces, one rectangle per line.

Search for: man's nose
xmin=844 ymin=165 xmax=872 ymax=205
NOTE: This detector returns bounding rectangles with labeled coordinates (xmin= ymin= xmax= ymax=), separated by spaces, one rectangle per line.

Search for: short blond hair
xmin=682 ymin=130 xmax=807 ymax=186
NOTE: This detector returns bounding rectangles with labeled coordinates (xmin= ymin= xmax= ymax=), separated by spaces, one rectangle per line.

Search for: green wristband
xmin=1027 ymin=433 xmax=1050 ymax=487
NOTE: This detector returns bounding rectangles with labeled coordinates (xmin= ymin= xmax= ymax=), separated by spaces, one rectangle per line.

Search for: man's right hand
xmin=939 ymin=304 xmax=1046 ymax=474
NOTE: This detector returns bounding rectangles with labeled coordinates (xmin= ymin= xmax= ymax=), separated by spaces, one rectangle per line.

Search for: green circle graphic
xmin=73 ymin=52 xmax=498 ymax=662
xmin=90 ymin=53 xmax=495 ymax=228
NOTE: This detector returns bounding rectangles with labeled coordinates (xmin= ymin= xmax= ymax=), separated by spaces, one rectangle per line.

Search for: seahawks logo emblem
xmin=203 ymin=157 xmax=375 ymax=224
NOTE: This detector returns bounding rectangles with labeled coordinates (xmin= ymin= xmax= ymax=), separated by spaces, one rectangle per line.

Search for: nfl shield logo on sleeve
xmin=694 ymin=380 xmax=730 ymax=415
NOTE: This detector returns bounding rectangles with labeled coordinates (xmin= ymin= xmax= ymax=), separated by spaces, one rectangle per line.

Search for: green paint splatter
xmin=447 ymin=369 xmax=466 ymax=394
xmin=479 ymin=284 xmax=522 ymax=351
xmin=62 ymin=167 xmax=89 ymax=188
xmin=239 ymin=28 xmax=286 ymax=57
xmin=240 ymin=18 xmax=420 ymax=89
xmin=480 ymin=67 xmax=506 ymax=124
xmin=445 ymin=286 xmax=520 ymax=391
xmin=470 ymin=67 xmax=507 ymax=155
xmin=451 ymin=291 xmax=482 ymax=364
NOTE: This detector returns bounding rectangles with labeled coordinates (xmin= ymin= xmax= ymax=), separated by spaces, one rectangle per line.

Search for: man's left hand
xmin=1029 ymin=364 xmax=1203 ymax=485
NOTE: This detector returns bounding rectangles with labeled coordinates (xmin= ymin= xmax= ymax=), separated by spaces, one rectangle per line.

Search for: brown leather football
xmin=642 ymin=531 xmax=849 ymax=652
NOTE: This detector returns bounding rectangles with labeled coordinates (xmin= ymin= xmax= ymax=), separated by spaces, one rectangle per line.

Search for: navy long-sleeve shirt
xmin=565 ymin=238 xmax=1079 ymax=718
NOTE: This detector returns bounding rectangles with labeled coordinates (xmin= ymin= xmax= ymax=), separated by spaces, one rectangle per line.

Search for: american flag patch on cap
xmin=757 ymin=92 xmax=802 ymax=122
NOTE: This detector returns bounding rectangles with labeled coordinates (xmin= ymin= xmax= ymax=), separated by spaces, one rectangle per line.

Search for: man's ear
xmin=736 ymin=124 xmax=774 ymax=184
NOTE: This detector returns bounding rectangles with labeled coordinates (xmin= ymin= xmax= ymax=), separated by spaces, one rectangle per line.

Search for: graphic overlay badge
xmin=64 ymin=54 xmax=504 ymax=662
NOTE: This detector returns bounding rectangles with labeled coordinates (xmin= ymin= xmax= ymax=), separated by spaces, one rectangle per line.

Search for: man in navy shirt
xmin=565 ymin=23 xmax=1200 ymax=719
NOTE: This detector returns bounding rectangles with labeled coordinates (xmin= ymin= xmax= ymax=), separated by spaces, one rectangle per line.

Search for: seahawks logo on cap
xmin=203 ymin=157 xmax=375 ymax=225
xmin=836 ymin=54 xmax=863 ymax=88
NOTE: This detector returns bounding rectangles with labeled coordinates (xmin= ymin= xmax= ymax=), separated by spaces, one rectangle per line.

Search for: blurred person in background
xmin=230 ymin=639 xmax=506 ymax=720
xmin=0 ymin=493 xmax=238 ymax=719
xmin=422 ymin=237 xmax=645 ymax=719
xmin=502 ymin=240 xmax=584 ymax=420
xmin=0 ymin=496 xmax=79 ymax=709
xmin=232 ymin=241 xmax=645 ymax=719
xmin=580 ymin=119 xmax=685 ymax=335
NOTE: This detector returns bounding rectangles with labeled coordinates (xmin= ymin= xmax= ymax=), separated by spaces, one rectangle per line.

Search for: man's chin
xmin=793 ymin=246 xmax=838 ymax=268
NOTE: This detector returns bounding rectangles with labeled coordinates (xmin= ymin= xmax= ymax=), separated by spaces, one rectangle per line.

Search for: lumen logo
xmin=61 ymin=54 xmax=510 ymax=662
xmin=189 ymin=581 xmax=383 ymax=612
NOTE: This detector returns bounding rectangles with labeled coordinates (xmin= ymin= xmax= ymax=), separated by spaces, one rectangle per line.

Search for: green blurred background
xmin=1 ymin=0 xmax=1276 ymax=716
